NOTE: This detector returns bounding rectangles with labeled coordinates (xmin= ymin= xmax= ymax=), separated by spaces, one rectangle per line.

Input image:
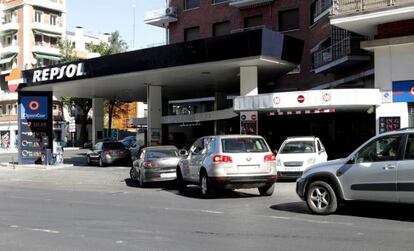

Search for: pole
xmin=132 ymin=4 xmax=136 ymax=49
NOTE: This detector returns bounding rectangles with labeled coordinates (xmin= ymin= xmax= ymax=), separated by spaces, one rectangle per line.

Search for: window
xmin=404 ymin=134 xmax=414 ymax=160
xmin=190 ymin=138 xmax=205 ymax=154
xmin=279 ymin=8 xmax=300 ymax=31
xmin=184 ymin=26 xmax=200 ymax=42
xmin=50 ymin=15 xmax=57 ymax=26
xmin=34 ymin=34 xmax=42 ymax=45
xmin=212 ymin=0 xmax=228 ymax=4
xmin=280 ymin=141 xmax=316 ymax=154
xmin=213 ymin=21 xmax=230 ymax=36
xmin=355 ymin=135 xmax=402 ymax=163
xmin=50 ymin=37 xmax=58 ymax=47
xmin=0 ymin=106 xmax=3 ymax=115
xmin=35 ymin=11 xmax=42 ymax=23
xmin=244 ymin=15 xmax=263 ymax=29
xmin=185 ymin=0 xmax=200 ymax=10
xmin=221 ymin=138 xmax=269 ymax=153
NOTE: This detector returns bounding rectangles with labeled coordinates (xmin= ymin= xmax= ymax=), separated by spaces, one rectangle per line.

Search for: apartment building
xmin=144 ymin=0 xmax=376 ymax=157
xmin=330 ymin=0 xmax=414 ymax=133
xmin=66 ymin=26 xmax=110 ymax=59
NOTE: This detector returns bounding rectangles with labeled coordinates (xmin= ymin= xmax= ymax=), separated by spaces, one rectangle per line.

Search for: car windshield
xmin=103 ymin=142 xmax=126 ymax=149
xmin=146 ymin=149 xmax=178 ymax=158
xmin=280 ymin=141 xmax=316 ymax=154
xmin=221 ymin=138 xmax=269 ymax=153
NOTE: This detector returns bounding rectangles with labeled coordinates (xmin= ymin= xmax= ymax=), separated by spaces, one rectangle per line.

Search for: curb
xmin=0 ymin=163 xmax=74 ymax=170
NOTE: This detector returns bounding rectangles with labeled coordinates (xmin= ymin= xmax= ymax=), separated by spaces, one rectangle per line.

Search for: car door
xmin=316 ymin=139 xmax=328 ymax=162
xmin=189 ymin=138 xmax=206 ymax=182
xmin=339 ymin=134 xmax=402 ymax=202
xmin=397 ymin=133 xmax=414 ymax=203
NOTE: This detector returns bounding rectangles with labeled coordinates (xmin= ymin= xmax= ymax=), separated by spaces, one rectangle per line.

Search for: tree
xmin=58 ymin=38 xmax=92 ymax=146
xmin=87 ymin=31 xmax=129 ymax=138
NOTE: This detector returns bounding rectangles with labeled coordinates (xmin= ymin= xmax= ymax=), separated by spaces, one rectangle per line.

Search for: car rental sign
xmin=32 ymin=63 xmax=86 ymax=83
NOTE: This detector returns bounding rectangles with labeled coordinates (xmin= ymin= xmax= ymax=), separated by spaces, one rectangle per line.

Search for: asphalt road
xmin=0 ymin=150 xmax=413 ymax=250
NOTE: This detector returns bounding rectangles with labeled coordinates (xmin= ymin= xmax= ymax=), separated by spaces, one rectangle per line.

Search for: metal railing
xmin=333 ymin=0 xmax=414 ymax=15
xmin=313 ymin=0 xmax=332 ymax=19
xmin=144 ymin=7 xmax=177 ymax=21
xmin=312 ymin=36 xmax=365 ymax=69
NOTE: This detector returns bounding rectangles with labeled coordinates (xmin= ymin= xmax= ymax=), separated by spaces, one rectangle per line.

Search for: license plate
xmin=285 ymin=167 xmax=301 ymax=172
xmin=160 ymin=173 xmax=176 ymax=178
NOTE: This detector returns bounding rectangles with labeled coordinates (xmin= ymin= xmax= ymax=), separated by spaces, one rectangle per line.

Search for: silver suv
xmin=297 ymin=129 xmax=414 ymax=215
xmin=177 ymin=135 xmax=277 ymax=198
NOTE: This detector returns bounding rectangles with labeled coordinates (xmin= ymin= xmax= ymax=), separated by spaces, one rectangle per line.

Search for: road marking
xmin=271 ymin=216 xmax=291 ymax=220
xmin=165 ymin=207 xmax=224 ymax=214
xmin=269 ymin=215 xmax=352 ymax=226
xmin=116 ymin=240 xmax=124 ymax=244
xmin=31 ymin=228 xmax=60 ymax=234
xmin=200 ymin=210 xmax=224 ymax=214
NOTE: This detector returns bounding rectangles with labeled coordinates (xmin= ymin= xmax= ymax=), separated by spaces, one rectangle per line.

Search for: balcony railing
xmin=230 ymin=0 xmax=274 ymax=8
xmin=312 ymin=36 xmax=367 ymax=69
xmin=144 ymin=6 xmax=178 ymax=27
xmin=313 ymin=0 xmax=332 ymax=20
xmin=333 ymin=0 xmax=414 ymax=15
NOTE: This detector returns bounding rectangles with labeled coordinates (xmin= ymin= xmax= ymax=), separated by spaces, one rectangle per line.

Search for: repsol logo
xmin=32 ymin=63 xmax=86 ymax=83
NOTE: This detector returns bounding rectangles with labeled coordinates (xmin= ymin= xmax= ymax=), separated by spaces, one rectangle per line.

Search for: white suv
xmin=276 ymin=137 xmax=328 ymax=179
xmin=177 ymin=135 xmax=277 ymax=198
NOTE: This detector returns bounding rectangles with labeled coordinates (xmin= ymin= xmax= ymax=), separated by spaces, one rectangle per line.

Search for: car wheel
xmin=130 ymin=167 xmax=137 ymax=180
xmin=200 ymin=171 xmax=214 ymax=198
xmin=176 ymin=168 xmax=187 ymax=194
xmin=138 ymin=171 xmax=146 ymax=188
xmin=306 ymin=181 xmax=338 ymax=215
xmin=98 ymin=157 xmax=105 ymax=167
xmin=258 ymin=183 xmax=275 ymax=196
xmin=86 ymin=156 xmax=92 ymax=166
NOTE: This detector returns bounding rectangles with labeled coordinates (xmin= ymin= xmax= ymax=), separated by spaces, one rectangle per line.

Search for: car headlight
xmin=307 ymin=157 xmax=316 ymax=165
xmin=276 ymin=159 xmax=281 ymax=166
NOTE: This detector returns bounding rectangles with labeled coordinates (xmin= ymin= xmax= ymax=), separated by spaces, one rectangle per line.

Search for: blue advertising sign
xmin=392 ymin=80 xmax=414 ymax=102
xmin=20 ymin=96 xmax=48 ymax=120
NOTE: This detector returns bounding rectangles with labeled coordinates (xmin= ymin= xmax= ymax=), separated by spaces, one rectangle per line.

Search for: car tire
xmin=130 ymin=167 xmax=137 ymax=180
xmin=200 ymin=171 xmax=214 ymax=199
xmin=176 ymin=168 xmax=187 ymax=194
xmin=306 ymin=181 xmax=338 ymax=215
xmin=138 ymin=171 xmax=146 ymax=188
xmin=98 ymin=157 xmax=105 ymax=167
xmin=258 ymin=183 xmax=275 ymax=196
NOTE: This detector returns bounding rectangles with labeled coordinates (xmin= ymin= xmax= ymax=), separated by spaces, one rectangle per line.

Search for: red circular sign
xmin=28 ymin=99 xmax=40 ymax=111
xmin=297 ymin=95 xmax=305 ymax=103
xmin=273 ymin=96 xmax=281 ymax=105
xmin=251 ymin=114 xmax=257 ymax=121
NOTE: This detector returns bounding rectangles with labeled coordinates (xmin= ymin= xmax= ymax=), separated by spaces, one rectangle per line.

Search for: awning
xmin=0 ymin=54 xmax=16 ymax=65
xmin=33 ymin=53 xmax=61 ymax=61
xmin=33 ymin=29 xmax=62 ymax=38
xmin=0 ymin=30 xmax=18 ymax=36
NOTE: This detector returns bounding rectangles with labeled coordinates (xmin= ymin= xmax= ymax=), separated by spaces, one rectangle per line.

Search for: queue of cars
xmin=87 ymin=130 xmax=414 ymax=216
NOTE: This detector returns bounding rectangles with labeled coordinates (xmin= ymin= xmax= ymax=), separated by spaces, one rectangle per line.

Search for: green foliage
xmin=86 ymin=31 xmax=128 ymax=56
xmin=58 ymin=39 xmax=78 ymax=63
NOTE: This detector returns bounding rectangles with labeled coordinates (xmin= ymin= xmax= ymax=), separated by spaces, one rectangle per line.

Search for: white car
xmin=177 ymin=135 xmax=277 ymax=198
xmin=276 ymin=137 xmax=327 ymax=179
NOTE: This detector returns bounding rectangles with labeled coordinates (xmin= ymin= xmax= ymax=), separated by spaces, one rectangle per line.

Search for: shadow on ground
xmin=271 ymin=201 xmax=414 ymax=222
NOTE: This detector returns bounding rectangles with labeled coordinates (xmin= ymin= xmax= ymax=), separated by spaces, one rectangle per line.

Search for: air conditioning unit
xmin=165 ymin=6 xmax=177 ymax=17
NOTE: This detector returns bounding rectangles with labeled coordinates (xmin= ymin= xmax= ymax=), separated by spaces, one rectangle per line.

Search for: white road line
xmin=270 ymin=215 xmax=352 ymax=226
xmin=200 ymin=210 xmax=224 ymax=214
xmin=165 ymin=207 xmax=224 ymax=214
xmin=31 ymin=228 xmax=60 ymax=234
xmin=271 ymin=216 xmax=291 ymax=220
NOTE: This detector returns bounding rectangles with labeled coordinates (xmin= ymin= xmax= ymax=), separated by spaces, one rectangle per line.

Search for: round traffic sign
xmin=323 ymin=93 xmax=331 ymax=102
xmin=273 ymin=96 xmax=281 ymax=105
xmin=251 ymin=114 xmax=257 ymax=121
xmin=28 ymin=99 xmax=40 ymax=111
xmin=241 ymin=115 xmax=246 ymax=121
xmin=297 ymin=95 xmax=305 ymax=103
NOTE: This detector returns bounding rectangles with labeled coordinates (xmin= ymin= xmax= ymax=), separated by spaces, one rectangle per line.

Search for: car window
xmin=206 ymin=137 xmax=216 ymax=154
xmin=280 ymin=141 xmax=316 ymax=154
xmin=404 ymin=134 xmax=414 ymax=160
xmin=94 ymin=143 xmax=101 ymax=151
xmin=190 ymin=139 xmax=204 ymax=154
xmin=221 ymin=138 xmax=269 ymax=153
xmin=356 ymin=135 xmax=402 ymax=163
xmin=103 ymin=142 xmax=126 ymax=149
xmin=317 ymin=140 xmax=325 ymax=152
xmin=145 ymin=149 xmax=178 ymax=158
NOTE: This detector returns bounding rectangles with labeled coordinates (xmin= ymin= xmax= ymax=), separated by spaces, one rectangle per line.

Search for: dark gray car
xmin=86 ymin=141 xmax=131 ymax=167
xmin=130 ymin=146 xmax=182 ymax=187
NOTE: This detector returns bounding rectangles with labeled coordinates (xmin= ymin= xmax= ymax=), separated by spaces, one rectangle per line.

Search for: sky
xmin=66 ymin=0 xmax=166 ymax=50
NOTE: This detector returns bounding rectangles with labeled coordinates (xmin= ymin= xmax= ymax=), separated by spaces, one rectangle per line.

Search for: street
xmin=0 ymin=150 xmax=412 ymax=250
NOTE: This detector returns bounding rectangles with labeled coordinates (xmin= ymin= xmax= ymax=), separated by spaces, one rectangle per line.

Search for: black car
xmin=86 ymin=141 xmax=131 ymax=167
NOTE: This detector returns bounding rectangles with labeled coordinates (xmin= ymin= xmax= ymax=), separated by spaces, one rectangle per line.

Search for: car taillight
xmin=103 ymin=151 xmax=111 ymax=158
xmin=264 ymin=154 xmax=276 ymax=162
xmin=213 ymin=155 xmax=232 ymax=163
xmin=143 ymin=161 xmax=154 ymax=168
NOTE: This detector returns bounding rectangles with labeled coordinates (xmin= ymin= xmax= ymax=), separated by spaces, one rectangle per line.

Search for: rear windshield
xmin=280 ymin=141 xmax=315 ymax=154
xmin=146 ymin=149 xmax=178 ymax=158
xmin=103 ymin=142 xmax=126 ymax=149
xmin=221 ymin=138 xmax=269 ymax=153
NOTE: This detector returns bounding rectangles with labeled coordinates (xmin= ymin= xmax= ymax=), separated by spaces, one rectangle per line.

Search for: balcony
xmin=0 ymin=44 xmax=19 ymax=56
xmin=32 ymin=44 xmax=60 ymax=56
xmin=331 ymin=0 xmax=414 ymax=35
xmin=32 ymin=22 xmax=64 ymax=35
xmin=312 ymin=36 xmax=371 ymax=73
xmin=312 ymin=0 xmax=332 ymax=23
xmin=144 ymin=7 xmax=178 ymax=28
xmin=31 ymin=0 xmax=65 ymax=12
xmin=0 ymin=21 xmax=19 ymax=34
xmin=229 ymin=0 xmax=274 ymax=8
xmin=0 ymin=115 xmax=17 ymax=122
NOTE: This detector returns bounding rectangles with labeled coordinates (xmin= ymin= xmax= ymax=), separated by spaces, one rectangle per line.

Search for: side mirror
xmin=273 ymin=150 xmax=278 ymax=155
xmin=179 ymin=149 xmax=188 ymax=157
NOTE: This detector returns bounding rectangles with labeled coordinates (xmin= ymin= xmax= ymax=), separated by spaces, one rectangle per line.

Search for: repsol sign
xmin=32 ymin=63 xmax=86 ymax=83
